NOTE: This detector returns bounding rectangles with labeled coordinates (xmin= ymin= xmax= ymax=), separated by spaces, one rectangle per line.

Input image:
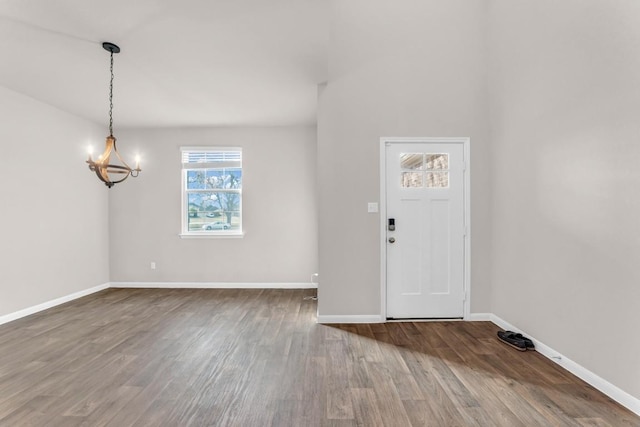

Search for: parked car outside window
xmin=201 ymin=221 xmax=230 ymax=230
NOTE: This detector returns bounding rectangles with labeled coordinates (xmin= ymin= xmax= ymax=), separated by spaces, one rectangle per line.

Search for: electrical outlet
xmin=150 ymin=262 xmax=156 ymax=270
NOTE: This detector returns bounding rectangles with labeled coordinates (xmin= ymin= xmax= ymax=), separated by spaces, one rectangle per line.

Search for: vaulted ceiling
xmin=0 ymin=0 xmax=329 ymax=128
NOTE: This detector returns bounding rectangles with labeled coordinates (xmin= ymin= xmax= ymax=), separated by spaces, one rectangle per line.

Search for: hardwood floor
xmin=0 ymin=288 xmax=637 ymax=426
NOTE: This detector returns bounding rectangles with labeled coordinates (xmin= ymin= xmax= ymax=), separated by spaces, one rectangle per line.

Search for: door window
xmin=400 ymin=153 xmax=449 ymax=188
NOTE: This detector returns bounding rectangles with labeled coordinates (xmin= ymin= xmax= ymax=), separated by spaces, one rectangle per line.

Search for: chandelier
xmin=86 ymin=42 xmax=141 ymax=188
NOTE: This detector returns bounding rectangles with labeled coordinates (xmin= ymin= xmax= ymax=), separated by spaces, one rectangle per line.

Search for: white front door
xmin=385 ymin=141 xmax=466 ymax=319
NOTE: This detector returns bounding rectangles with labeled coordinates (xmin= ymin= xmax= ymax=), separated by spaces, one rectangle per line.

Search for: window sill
xmin=179 ymin=232 xmax=245 ymax=239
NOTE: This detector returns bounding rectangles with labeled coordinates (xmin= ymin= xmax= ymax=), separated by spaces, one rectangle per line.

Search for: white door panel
xmin=386 ymin=142 xmax=465 ymax=319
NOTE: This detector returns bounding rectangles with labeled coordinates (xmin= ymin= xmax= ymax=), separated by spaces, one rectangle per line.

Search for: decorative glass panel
xmin=402 ymin=172 xmax=423 ymax=188
xmin=426 ymin=172 xmax=449 ymax=188
xmin=425 ymin=154 xmax=448 ymax=170
xmin=400 ymin=153 xmax=423 ymax=170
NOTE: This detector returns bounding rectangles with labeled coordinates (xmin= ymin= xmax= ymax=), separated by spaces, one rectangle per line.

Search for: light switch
xmin=367 ymin=202 xmax=379 ymax=213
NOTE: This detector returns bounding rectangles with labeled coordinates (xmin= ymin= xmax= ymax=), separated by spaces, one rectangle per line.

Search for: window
xmin=400 ymin=153 xmax=449 ymax=188
xmin=181 ymin=147 xmax=242 ymax=236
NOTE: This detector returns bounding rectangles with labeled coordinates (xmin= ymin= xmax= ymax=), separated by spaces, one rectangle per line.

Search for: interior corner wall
xmin=0 ymin=86 xmax=109 ymax=317
xmin=108 ymin=126 xmax=318 ymax=284
xmin=489 ymin=0 xmax=640 ymax=399
xmin=317 ymin=0 xmax=492 ymax=317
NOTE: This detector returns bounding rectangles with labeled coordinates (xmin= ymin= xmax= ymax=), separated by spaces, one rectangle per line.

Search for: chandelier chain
xmin=109 ymin=50 xmax=114 ymax=137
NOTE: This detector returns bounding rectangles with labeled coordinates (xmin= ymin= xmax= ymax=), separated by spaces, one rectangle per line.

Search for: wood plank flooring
xmin=0 ymin=288 xmax=637 ymax=426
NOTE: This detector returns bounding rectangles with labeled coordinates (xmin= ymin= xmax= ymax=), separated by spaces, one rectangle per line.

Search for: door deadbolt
xmin=388 ymin=218 xmax=395 ymax=231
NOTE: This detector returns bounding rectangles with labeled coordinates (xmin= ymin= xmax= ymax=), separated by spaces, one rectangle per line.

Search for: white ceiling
xmin=0 ymin=0 xmax=329 ymax=128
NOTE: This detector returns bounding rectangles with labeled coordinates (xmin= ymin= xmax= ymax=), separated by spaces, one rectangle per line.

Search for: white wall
xmin=0 ymin=86 xmax=109 ymax=317
xmin=317 ymin=0 xmax=492 ymax=317
xmin=108 ymin=126 xmax=318 ymax=284
xmin=489 ymin=0 xmax=640 ymax=399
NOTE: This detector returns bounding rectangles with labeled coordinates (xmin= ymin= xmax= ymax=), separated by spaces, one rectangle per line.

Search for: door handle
xmin=388 ymin=237 xmax=396 ymax=243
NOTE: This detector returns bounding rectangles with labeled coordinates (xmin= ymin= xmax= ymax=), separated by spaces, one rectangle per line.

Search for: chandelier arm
xmin=93 ymin=164 xmax=131 ymax=187
xmin=104 ymin=170 xmax=131 ymax=184
xmin=111 ymin=140 xmax=134 ymax=171
xmin=100 ymin=136 xmax=115 ymax=165
xmin=94 ymin=164 xmax=114 ymax=186
xmin=96 ymin=169 xmax=130 ymax=188
xmin=104 ymin=165 xmax=132 ymax=172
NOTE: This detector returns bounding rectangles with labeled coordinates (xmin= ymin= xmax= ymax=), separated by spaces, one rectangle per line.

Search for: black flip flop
xmin=514 ymin=333 xmax=535 ymax=350
xmin=497 ymin=330 xmax=527 ymax=351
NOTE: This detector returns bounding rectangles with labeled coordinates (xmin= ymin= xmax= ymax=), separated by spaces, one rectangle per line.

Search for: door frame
xmin=379 ymin=137 xmax=471 ymax=320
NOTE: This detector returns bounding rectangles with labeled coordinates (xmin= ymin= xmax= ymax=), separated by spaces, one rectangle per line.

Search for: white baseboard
xmin=109 ymin=282 xmax=317 ymax=289
xmin=0 ymin=282 xmax=314 ymax=327
xmin=489 ymin=314 xmax=640 ymax=417
xmin=466 ymin=312 xmax=492 ymax=321
xmin=317 ymin=314 xmax=385 ymax=324
xmin=0 ymin=282 xmax=110 ymax=327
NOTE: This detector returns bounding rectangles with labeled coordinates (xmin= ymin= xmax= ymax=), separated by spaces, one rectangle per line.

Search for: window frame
xmin=180 ymin=146 xmax=243 ymax=238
